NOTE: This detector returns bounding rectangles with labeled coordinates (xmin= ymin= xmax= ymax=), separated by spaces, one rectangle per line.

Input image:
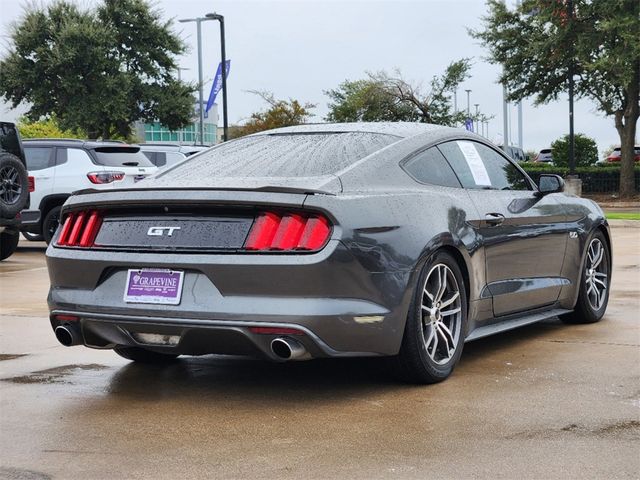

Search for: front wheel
xmin=561 ymin=231 xmax=611 ymax=324
xmin=394 ymin=251 xmax=467 ymax=384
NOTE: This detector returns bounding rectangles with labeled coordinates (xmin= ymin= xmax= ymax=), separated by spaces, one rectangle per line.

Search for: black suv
xmin=0 ymin=122 xmax=30 ymax=261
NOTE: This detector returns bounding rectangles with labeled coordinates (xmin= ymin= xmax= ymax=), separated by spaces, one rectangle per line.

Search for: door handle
xmin=485 ymin=213 xmax=505 ymax=226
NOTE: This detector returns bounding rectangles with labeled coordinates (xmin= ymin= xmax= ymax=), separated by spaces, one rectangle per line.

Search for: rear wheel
xmin=114 ymin=346 xmax=179 ymax=364
xmin=394 ymin=251 xmax=467 ymax=384
xmin=0 ymin=228 xmax=20 ymax=261
xmin=42 ymin=206 xmax=62 ymax=244
xmin=0 ymin=153 xmax=29 ymax=218
xmin=561 ymin=231 xmax=610 ymax=324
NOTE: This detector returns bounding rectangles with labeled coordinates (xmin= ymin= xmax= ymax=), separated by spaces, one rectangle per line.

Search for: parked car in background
xmin=500 ymin=145 xmax=527 ymax=163
xmin=0 ymin=121 xmax=30 ymax=260
xmin=138 ymin=143 xmax=209 ymax=169
xmin=534 ymin=148 xmax=553 ymax=164
xmin=21 ymin=139 xmax=157 ymax=244
xmin=46 ymin=123 xmax=610 ymax=384
xmin=606 ymin=146 xmax=640 ymax=163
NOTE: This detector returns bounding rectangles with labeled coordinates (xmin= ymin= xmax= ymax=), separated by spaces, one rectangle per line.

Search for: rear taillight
xmin=87 ymin=171 xmax=125 ymax=184
xmin=56 ymin=210 xmax=103 ymax=247
xmin=244 ymin=211 xmax=331 ymax=252
xmin=28 ymin=176 xmax=35 ymax=192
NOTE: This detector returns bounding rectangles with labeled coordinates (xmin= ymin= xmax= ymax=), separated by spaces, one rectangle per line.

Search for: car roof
xmin=250 ymin=122 xmax=458 ymax=139
xmin=22 ymin=139 xmax=130 ymax=149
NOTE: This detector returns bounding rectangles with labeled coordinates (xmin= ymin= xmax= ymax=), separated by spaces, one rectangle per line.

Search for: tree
xmin=471 ymin=0 xmax=640 ymax=197
xmin=238 ymin=91 xmax=315 ymax=136
xmin=551 ymin=133 xmax=598 ymax=168
xmin=0 ymin=0 xmax=195 ymax=139
xmin=17 ymin=116 xmax=85 ymax=140
xmin=325 ymin=60 xmax=483 ymax=127
xmin=325 ymin=79 xmax=418 ymax=123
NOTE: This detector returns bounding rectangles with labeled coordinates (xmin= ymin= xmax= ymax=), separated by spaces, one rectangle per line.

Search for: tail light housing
xmin=28 ymin=176 xmax=35 ymax=192
xmin=56 ymin=210 xmax=103 ymax=247
xmin=87 ymin=171 xmax=125 ymax=184
xmin=244 ymin=211 xmax=332 ymax=252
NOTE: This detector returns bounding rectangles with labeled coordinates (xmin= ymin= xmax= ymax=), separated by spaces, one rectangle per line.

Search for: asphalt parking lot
xmin=1 ymin=223 xmax=639 ymax=480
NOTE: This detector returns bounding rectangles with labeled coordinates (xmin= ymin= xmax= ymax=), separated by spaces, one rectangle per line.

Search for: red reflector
xmin=297 ymin=216 xmax=331 ymax=250
xmin=244 ymin=212 xmax=281 ymax=250
xmin=67 ymin=211 xmax=87 ymax=246
xmin=57 ymin=214 xmax=75 ymax=246
xmin=249 ymin=327 xmax=304 ymax=336
xmin=79 ymin=211 xmax=102 ymax=247
xmin=270 ymin=214 xmax=306 ymax=250
xmin=28 ymin=176 xmax=35 ymax=192
xmin=54 ymin=314 xmax=80 ymax=322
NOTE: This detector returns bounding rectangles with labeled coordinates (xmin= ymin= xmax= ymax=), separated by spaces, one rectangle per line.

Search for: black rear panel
xmin=94 ymin=214 xmax=253 ymax=252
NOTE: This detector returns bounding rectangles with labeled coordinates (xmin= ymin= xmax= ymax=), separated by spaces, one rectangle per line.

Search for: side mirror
xmin=537 ymin=174 xmax=564 ymax=195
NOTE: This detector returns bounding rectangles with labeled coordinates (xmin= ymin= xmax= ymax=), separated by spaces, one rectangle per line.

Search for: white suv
xmin=21 ymin=139 xmax=157 ymax=243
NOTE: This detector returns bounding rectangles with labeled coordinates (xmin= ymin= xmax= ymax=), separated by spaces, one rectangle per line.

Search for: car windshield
xmin=91 ymin=147 xmax=154 ymax=167
xmin=156 ymin=132 xmax=399 ymax=179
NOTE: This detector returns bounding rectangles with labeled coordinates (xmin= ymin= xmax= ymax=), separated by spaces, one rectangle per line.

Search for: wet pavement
xmin=1 ymin=226 xmax=639 ymax=479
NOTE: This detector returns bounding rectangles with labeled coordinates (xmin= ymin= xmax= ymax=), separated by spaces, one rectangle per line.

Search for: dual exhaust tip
xmin=56 ymin=323 xmax=309 ymax=361
xmin=54 ymin=325 xmax=82 ymax=347
xmin=270 ymin=337 xmax=309 ymax=361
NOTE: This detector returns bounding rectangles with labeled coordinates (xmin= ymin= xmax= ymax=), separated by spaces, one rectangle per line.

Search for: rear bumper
xmin=19 ymin=209 xmax=41 ymax=231
xmin=46 ymin=241 xmax=414 ymax=358
xmin=49 ymin=311 xmax=376 ymax=360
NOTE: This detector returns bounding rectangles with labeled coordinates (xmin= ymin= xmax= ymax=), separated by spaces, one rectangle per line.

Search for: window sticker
xmin=456 ymin=141 xmax=491 ymax=187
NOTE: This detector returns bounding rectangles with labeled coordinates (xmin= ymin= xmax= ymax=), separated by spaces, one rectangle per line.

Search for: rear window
xmin=91 ymin=147 xmax=154 ymax=167
xmin=157 ymin=132 xmax=399 ymax=179
xmin=540 ymin=149 xmax=551 ymax=154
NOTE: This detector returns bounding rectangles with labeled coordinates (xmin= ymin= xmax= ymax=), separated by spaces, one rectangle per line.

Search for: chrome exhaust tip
xmin=270 ymin=337 xmax=309 ymax=361
xmin=54 ymin=325 xmax=82 ymax=347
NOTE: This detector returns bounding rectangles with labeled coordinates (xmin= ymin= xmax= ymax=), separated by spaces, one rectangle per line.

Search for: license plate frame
xmin=123 ymin=268 xmax=184 ymax=305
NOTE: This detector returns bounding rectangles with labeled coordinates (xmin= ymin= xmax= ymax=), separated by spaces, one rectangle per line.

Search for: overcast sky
xmin=1 ymin=0 xmax=619 ymax=155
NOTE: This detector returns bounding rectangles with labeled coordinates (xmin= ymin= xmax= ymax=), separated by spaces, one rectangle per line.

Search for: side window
xmin=155 ymin=152 xmax=167 ymax=167
xmin=474 ymin=143 xmax=531 ymax=190
xmin=437 ymin=141 xmax=531 ymax=190
xmin=56 ymin=148 xmax=68 ymax=166
xmin=67 ymin=148 xmax=95 ymax=165
xmin=24 ymin=147 xmax=54 ymax=171
xmin=436 ymin=141 xmax=484 ymax=189
xmin=402 ymin=147 xmax=461 ymax=188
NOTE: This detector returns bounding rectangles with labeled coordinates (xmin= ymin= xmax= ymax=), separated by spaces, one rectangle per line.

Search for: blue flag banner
xmin=465 ymin=118 xmax=474 ymax=132
xmin=205 ymin=60 xmax=231 ymax=117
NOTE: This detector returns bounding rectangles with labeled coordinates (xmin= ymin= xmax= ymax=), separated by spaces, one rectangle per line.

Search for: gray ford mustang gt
xmin=46 ymin=123 xmax=611 ymax=383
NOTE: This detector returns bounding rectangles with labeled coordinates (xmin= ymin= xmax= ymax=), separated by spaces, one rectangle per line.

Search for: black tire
xmin=0 ymin=153 xmax=29 ymax=218
xmin=22 ymin=231 xmax=44 ymax=242
xmin=114 ymin=346 xmax=179 ymax=364
xmin=561 ymin=230 xmax=611 ymax=324
xmin=393 ymin=251 xmax=468 ymax=384
xmin=42 ymin=206 xmax=62 ymax=245
xmin=0 ymin=228 xmax=20 ymax=261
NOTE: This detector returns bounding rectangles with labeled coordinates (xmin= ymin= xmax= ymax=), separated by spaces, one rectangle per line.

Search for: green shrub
xmin=520 ymin=163 xmax=640 ymax=193
xmin=551 ymin=133 xmax=599 ymax=167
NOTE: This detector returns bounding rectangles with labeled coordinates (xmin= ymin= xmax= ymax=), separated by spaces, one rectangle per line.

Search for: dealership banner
xmin=205 ymin=60 xmax=231 ymax=117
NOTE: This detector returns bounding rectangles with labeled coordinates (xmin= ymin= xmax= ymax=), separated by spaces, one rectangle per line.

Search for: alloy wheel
xmin=585 ymin=238 xmax=608 ymax=311
xmin=421 ymin=263 xmax=462 ymax=365
xmin=0 ymin=165 xmax=22 ymax=205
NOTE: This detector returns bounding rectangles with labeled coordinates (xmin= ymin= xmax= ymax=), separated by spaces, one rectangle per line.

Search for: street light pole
xmin=567 ymin=0 xmax=576 ymax=175
xmin=465 ymin=89 xmax=471 ymax=116
xmin=206 ymin=13 xmax=228 ymax=142
xmin=196 ymin=19 xmax=204 ymax=145
xmin=179 ymin=17 xmax=214 ymax=145
xmin=474 ymin=103 xmax=479 ymax=133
